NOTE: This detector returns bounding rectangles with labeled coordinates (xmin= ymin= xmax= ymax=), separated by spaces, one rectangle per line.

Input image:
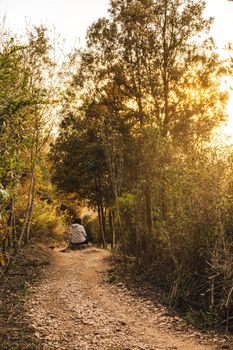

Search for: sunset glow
xmin=205 ymin=0 xmax=233 ymax=142
xmin=1 ymin=0 xmax=233 ymax=141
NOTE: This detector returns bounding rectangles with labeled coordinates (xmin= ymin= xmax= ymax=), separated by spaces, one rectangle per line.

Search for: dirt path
xmin=25 ymin=247 xmax=221 ymax=350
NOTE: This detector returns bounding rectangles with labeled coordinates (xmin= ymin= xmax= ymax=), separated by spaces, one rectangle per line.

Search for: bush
xmin=31 ymin=199 xmax=66 ymax=238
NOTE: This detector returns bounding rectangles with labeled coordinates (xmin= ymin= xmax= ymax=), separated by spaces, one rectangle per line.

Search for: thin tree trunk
xmin=100 ymin=201 xmax=106 ymax=242
xmin=109 ymin=208 xmax=116 ymax=250
xmin=97 ymin=202 xmax=106 ymax=248
xmin=18 ymin=166 xmax=35 ymax=247
xmin=18 ymin=126 xmax=39 ymax=246
xmin=25 ymin=174 xmax=36 ymax=243
xmin=144 ymin=181 xmax=154 ymax=239
xmin=95 ymin=177 xmax=107 ymax=248
xmin=162 ymin=0 xmax=169 ymax=137
xmin=115 ymin=199 xmax=127 ymax=271
xmin=8 ymin=197 xmax=15 ymax=250
xmin=96 ymin=204 xmax=101 ymax=243
xmin=12 ymin=209 xmax=17 ymax=254
xmin=134 ymin=206 xmax=142 ymax=268
xmin=26 ymin=127 xmax=40 ymax=243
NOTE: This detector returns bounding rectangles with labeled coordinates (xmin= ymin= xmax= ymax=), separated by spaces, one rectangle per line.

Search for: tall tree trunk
xmin=95 ymin=177 xmax=107 ymax=248
xmin=18 ymin=165 xmax=35 ymax=247
xmin=162 ymin=0 xmax=169 ymax=137
xmin=26 ymin=127 xmax=40 ymax=243
xmin=115 ymin=199 xmax=127 ymax=271
xmin=159 ymin=1 xmax=170 ymax=220
xmin=109 ymin=208 xmax=116 ymax=250
xmin=97 ymin=202 xmax=106 ymax=248
xmin=144 ymin=180 xmax=154 ymax=239
xmin=25 ymin=174 xmax=36 ymax=243
xmin=18 ymin=127 xmax=38 ymax=247
xmin=8 ymin=197 xmax=16 ymax=250
xmin=100 ymin=201 xmax=106 ymax=240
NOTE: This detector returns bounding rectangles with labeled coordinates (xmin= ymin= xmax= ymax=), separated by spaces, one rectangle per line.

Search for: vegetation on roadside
xmin=0 ymin=244 xmax=51 ymax=350
xmin=50 ymin=0 xmax=233 ymax=331
xmin=0 ymin=26 xmax=72 ymax=272
xmin=2 ymin=0 xmax=233 ymax=333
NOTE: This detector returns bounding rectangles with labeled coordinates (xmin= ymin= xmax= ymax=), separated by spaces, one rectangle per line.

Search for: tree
xmin=48 ymin=0 xmax=233 ymax=321
xmin=69 ymin=0 xmax=227 ymax=251
xmin=17 ymin=26 xmax=56 ymax=246
xmin=0 ymin=25 xmax=57 ymax=261
xmin=50 ymin=112 xmax=110 ymax=247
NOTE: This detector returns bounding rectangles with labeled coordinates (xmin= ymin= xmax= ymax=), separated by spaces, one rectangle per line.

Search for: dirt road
xmin=25 ymin=247 xmax=221 ymax=350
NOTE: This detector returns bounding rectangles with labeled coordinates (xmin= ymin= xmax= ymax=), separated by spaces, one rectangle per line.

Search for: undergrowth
xmin=0 ymin=244 xmax=51 ymax=350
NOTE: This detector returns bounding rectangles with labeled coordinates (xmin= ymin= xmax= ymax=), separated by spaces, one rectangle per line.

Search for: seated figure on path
xmin=69 ymin=218 xmax=88 ymax=250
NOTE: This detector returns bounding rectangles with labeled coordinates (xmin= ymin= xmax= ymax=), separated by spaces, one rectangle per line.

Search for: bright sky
xmin=0 ymin=0 xmax=109 ymax=50
xmin=1 ymin=0 xmax=232 ymax=51
xmin=204 ymin=0 xmax=233 ymax=141
xmin=205 ymin=0 xmax=233 ymax=54
xmin=1 ymin=0 xmax=233 ymax=139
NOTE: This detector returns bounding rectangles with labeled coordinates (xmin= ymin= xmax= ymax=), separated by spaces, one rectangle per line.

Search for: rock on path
xmin=25 ymin=247 xmax=218 ymax=350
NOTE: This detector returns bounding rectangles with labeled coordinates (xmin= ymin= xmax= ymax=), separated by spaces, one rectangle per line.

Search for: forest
xmin=1 ymin=0 xmax=233 ymax=331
